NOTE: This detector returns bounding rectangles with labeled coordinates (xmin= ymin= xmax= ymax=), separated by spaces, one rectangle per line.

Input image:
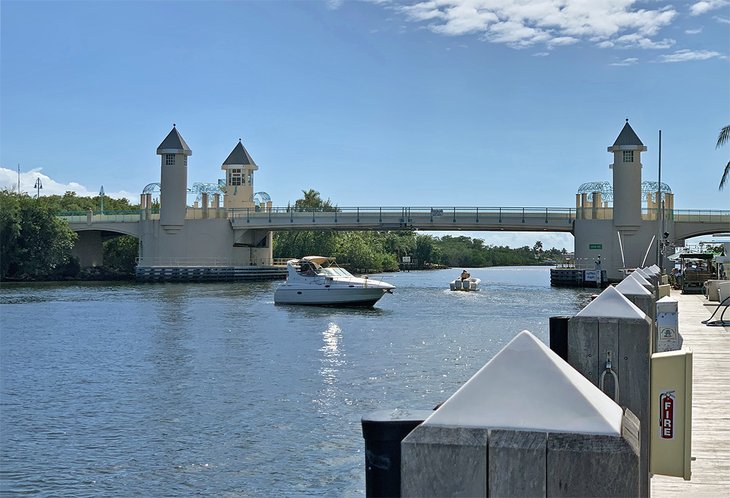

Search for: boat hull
xmin=274 ymin=287 xmax=389 ymax=307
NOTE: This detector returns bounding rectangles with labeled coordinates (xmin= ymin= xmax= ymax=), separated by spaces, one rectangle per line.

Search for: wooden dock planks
xmin=651 ymin=292 xmax=730 ymax=497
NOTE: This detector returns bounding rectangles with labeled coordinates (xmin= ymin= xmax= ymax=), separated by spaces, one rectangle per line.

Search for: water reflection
xmin=317 ymin=322 xmax=345 ymax=415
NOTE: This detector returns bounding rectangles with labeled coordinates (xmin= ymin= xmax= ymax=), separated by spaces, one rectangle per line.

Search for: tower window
xmin=165 ymin=154 xmax=175 ymax=166
xmin=622 ymin=150 xmax=634 ymax=163
xmin=229 ymin=169 xmax=242 ymax=186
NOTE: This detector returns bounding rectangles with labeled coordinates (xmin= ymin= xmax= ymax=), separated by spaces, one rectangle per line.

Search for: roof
xmin=223 ymin=140 xmax=258 ymax=169
xmin=156 ymin=126 xmax=192 ymax=155
xmin=612 ymin=120 xmax=644 ymax=147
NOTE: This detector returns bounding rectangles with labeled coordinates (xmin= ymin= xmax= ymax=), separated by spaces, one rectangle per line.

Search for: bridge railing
xmin=227 ymin=206 xmax=579 ymax=224
xmin=58 ymin=206 xmax=730 ymax=226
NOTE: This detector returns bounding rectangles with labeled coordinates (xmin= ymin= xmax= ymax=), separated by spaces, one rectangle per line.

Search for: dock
xmin=651 ymin=291 xmax=730 ymax=496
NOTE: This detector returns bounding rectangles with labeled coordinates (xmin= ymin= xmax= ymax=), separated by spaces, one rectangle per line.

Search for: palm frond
xmin=717 ymin=125 xmax=730 ymax=149
xmin=720 ymin=160 xmax=730 ymax=190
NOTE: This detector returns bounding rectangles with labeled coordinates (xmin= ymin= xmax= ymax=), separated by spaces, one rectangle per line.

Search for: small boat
xmin=450 ymin=271 xmax=480 ymax=291
xmin=274 ymin=256 xmax=395 ymax=307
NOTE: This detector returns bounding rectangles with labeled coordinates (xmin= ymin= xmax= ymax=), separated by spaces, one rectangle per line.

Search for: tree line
xmin=0 ymin=191 xmax=138 ymax=281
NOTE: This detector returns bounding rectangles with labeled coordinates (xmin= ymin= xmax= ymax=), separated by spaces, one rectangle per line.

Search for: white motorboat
xmin=450 ymin=271 xmax=481 ymax=291
xmin=274 ymin=256 xmax=395 ymax=307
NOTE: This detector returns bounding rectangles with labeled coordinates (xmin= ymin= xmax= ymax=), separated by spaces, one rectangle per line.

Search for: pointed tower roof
xmin=223 ymin=140 xmax=258 ymax=169
xmin=423 ymin=331 xmax=623 ymax=435
xmin=608 ymin=120 xmax=647 ymax=152
xmin=613 ymin=120 xmax=643 ymax=146
xmin=157 ymin=125 xmax=192 ymax=156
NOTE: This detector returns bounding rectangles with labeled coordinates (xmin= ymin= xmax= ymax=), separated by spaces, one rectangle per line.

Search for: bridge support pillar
xmin=72 ymin=231 xmax=104 ymax=268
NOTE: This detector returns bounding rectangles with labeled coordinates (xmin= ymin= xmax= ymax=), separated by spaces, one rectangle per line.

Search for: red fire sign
xmin=659 ymin=390 xmax=675 ymax=439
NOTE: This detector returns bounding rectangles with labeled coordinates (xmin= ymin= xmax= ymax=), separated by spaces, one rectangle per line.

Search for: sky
xmin=1 ymin=0 xmax=729 ymax=250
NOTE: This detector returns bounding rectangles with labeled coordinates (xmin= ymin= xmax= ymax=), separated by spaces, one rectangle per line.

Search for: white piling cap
xmin=628 ymin=271 xmax=652 ymax=287
xmin=634 ymin=267 xmax=652 ymax=280
xmin=423 ymin=331 xmax=623 ymax=435
xmin=643 ymin=266 xmax=660 ymax=276
xmin=575 ymin=285 xmax=647 ymax=319
xmin=615 ymin=276 xmax=653 ymax=296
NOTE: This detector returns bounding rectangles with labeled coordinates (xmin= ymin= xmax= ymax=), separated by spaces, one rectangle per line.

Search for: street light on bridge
xmin=34 ymin=178 xmax=42 ymax=198
xmin=99 ymin=185 xmax=105 ymax=214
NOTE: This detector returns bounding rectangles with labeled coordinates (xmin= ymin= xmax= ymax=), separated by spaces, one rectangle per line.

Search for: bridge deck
xmin=61 ymin=207 xmax=730 ymax=236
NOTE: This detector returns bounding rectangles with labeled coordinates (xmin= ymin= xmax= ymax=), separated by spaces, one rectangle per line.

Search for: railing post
xmin=379 ymin=207 xmax=382 ymax=223
xmin=545 ymin=207 xmax=549 ymax=224
xmin=499 ymin=207 xmax=502 ymax=223
xmin=312 ymin=208 xmax=315 ymax=222
xmin=290 ymin=209 xmax=293 ymax=223
xmin=476 ymin=207 xmax=479 ymax=223
xmin=522 ymin=207 xmax=525 ymax=223
xmin=357 ymin=207 xmax=360 ymax=223
xmin=453 ymin=207 xmax=456 ymax=223
xmin=247 ymin=208 xmax=250 ymax=223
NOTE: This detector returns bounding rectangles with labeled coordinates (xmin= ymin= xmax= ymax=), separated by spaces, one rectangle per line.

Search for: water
xmin=0 ymin=267 xmax=591 ymax=496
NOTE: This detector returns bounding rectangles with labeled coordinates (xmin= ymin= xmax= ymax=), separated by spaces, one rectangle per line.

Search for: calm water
xmin=0 ymin=267 xmax=590 ymax=496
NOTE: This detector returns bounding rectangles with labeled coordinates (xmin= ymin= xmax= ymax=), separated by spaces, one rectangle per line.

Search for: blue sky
xmin=1 ymin=0 xmax=728 ymax=249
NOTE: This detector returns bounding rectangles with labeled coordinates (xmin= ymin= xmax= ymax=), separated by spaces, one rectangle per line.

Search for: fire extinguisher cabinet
xmin=650 ymin=348 xmax=693 ymax=480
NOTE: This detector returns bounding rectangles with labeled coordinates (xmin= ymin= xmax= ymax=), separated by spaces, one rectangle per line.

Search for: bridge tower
xmin=156 ymin=125 xmax=192 ymax=233
xmin=608 ymin=120 xmax=646 ymax=230
xmin=222 ymin=139 xmax=258 ymax=210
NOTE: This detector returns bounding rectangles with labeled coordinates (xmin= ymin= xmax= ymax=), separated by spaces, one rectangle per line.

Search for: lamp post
xmin=34 ymin=178 xmax=43 ymax=198
xmin=99 ymin=186 xmax=105 ymax=215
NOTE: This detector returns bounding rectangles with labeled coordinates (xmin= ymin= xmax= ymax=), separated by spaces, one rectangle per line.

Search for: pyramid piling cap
xmin=575 ymin=285 xmax=647 ymax=319
xmin=628 ymin=271 xmax=652 ymax=287
xmin=615 ymin=276 xmax=653 ymax=296
xmin=423 ymin=330 xmax=623 ymax=435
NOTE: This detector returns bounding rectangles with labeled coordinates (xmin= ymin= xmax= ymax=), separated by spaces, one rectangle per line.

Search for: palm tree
xmin=718 ymin=125 xmax=730 ymax=190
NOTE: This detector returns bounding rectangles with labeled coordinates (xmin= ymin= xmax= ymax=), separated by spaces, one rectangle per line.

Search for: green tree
xmin=294 ymin=189 xmax=336 ymax=211
xmin=103 ymin=235 xmax=139 ymax=273
xmin=718 ymin=125 xmax=730 ymax=190
xmin=0 ymin=190 xmax=77 ymax=280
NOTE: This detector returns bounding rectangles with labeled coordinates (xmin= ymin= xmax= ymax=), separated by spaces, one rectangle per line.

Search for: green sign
xmin=589 ymin=244 xmax=603 ymax=250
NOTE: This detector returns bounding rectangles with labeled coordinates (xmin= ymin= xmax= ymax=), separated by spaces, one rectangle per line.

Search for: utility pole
xmin=17 ymin=164 xmax=21 ymax=194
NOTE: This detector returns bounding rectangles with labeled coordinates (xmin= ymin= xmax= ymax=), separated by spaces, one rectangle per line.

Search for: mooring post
xmin=568 ymin=286 xmax=652 ymax=497
xmin=401 ymin=331 xmax=640 ymax=497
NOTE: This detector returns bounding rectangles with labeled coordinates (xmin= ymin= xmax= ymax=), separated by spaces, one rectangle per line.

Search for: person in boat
xmin=300 ymin=261 xmax=317 ymax=276
xmin=460 ymin=270 xmax=470 ymax=281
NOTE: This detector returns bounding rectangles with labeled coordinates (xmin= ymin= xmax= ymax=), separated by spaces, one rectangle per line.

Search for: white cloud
xmin=690 ymin=1 xmax=730 ymax=16
xmin=717 ymin=15 xmax=730 ymax=23
xmin=0 ymin=167 xmax=137 ymax=202
xmin=685 ymin=27 xmax=704 ymax=34
xmin=657 ymin=48 xmax=725 ymax=62
xmin=396 ymin=0 xmax=678 ymax=50
xmin=611 ymin=57 xmax=640 ymax=66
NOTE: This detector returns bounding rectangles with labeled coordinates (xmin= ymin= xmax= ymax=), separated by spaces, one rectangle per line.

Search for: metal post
xmin=99 ymin=185 xmax=105 ymax=214
xmin=34 ymin=178 xmax=42 ymax=198
xmin=656 ymin=130 xmax=662 ymax=268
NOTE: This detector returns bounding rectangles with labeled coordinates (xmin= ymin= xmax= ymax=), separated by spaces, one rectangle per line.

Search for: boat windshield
xmin=320 ymin=267 xmax=354 ymax=277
